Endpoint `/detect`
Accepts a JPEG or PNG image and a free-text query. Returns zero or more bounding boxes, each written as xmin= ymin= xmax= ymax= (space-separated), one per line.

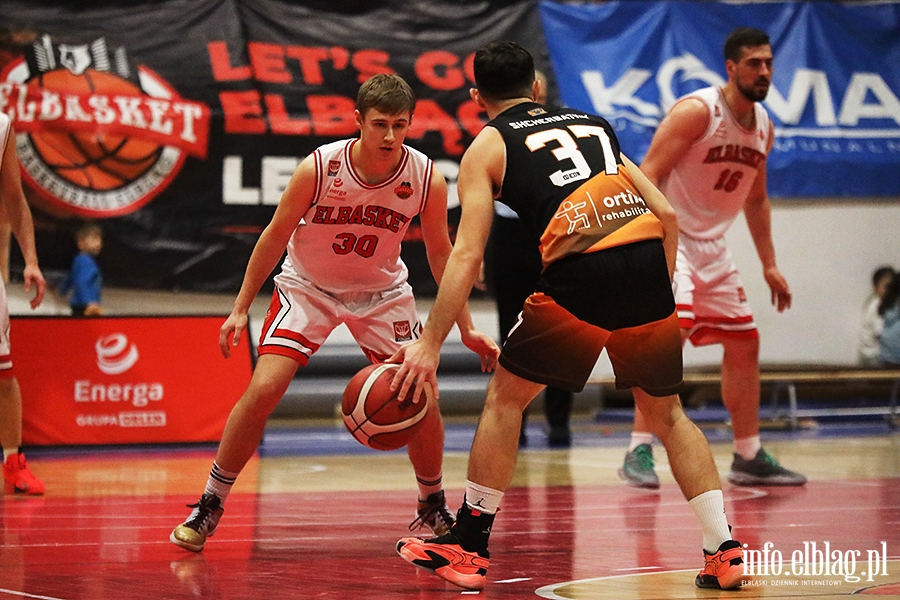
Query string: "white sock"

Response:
xmin=688 ymin=489 xmax=732 ymax=553
xmin=415 ymin=472 xmax=443 ymax=501
xmin=3 ymin=447 xmax=18 ymax=462
xmin=204 ymin=462 xmax=240 ymax=504
xmin=629 ymin=432 xmax=654 ymax=452
xmin=465 ymin=481 xmax=503 ymax=515
xmin=734 ymin=436 xmax=761 ymax=461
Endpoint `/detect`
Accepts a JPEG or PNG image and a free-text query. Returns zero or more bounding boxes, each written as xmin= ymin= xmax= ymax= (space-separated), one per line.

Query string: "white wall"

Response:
xmin=591 ymin=199 xmax=900 ymax=378
xmin=720 ymin=199 xmax=900 ymax=365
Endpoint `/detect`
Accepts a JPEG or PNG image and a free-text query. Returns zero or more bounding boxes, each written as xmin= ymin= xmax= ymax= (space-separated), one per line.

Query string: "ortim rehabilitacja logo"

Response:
xmin=743 ymin=541 xmax=889 ymax=584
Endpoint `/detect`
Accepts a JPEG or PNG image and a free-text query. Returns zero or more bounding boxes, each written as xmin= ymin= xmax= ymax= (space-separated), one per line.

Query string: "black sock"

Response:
xmin=453 ymin=501 xmax=495 ymax=555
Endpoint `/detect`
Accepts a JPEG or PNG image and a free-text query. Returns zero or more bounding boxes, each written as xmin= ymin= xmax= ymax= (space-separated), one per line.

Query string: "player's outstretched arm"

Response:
xmin=220 ymin=154 xmax=318 ymax=357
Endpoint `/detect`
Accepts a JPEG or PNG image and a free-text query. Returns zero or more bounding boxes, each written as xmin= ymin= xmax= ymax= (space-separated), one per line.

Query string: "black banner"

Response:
xmin=0 ymin=0 xmax=553 ymax=294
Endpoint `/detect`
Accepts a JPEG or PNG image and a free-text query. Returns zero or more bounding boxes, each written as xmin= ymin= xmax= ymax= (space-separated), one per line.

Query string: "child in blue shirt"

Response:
xmin=60 ymin=222 xmax=103 ymax=316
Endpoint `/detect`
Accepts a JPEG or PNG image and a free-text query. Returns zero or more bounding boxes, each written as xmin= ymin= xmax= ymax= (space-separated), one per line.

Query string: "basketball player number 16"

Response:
xmin=525 ymin=125 xmax=618 ymax=187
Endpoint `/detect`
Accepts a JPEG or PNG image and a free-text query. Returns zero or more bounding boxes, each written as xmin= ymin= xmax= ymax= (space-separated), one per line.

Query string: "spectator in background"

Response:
xmin=485 ymin=69 xmax=573 ymax=448
xmin=0 ymin=113 xmax=46 ymax=495
xmin=876 ymin=272 xmax=900 ymax=367
xmin=59 ymin=222 xmax=103 ymax=316
xmin=859 ymin=266 xmax=895 ymax=366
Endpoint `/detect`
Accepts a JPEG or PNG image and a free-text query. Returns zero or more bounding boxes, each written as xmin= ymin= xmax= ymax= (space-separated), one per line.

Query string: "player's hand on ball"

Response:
xmin=389 ymin=339 xmax=441 ymax=404
xmin=342 ymin=363 xmax=428 ymax=451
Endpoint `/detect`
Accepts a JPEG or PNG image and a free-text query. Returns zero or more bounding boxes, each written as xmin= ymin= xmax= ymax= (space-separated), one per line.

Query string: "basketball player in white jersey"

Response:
xmin=619 ymin=28 xmax=806 ymax=488
xmin=171 ymin=74 xmax=499 ymax=552
xmin=0 ymin=113 xmax=47 ymax=495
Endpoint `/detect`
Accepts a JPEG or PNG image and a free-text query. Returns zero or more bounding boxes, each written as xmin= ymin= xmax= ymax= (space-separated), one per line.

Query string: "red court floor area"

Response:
xmin=1 ymin=424 xmax=899 ymax=599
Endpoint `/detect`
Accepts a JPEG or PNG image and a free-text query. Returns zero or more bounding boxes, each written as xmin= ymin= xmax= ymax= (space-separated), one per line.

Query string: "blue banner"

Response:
xmin=539 ymin=1 xmax=900 ymax=197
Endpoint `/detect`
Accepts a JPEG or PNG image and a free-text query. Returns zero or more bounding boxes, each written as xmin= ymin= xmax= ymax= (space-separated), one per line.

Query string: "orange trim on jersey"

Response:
xmin=538 ymin=168 xmax=664 ymax=265
xmin=585 ymin=212 xmax=664 ymax=254
xmin=257 ymin=344 xmax=311 ymax=366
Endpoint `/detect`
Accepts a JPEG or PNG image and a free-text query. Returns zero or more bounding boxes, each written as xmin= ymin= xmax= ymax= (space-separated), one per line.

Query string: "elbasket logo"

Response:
xmin=95 ymin=333 xmax=139 ymax=375
xmin=0 ymin=34 xmax=210 ymax=218
xmin=393 ymin=320 xmax=412 ymax=342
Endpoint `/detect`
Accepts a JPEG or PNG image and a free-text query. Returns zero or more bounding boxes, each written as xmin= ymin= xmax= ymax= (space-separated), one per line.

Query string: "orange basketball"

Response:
xmin=341 ymin=363 xmax=428 ymax=451
xmin=26 ymin=69 xmax=161 ymax=190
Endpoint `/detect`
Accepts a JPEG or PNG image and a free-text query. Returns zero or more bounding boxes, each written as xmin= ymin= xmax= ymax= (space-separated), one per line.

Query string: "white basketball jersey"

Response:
xmin=280 ymin=138 xmax=432 ymax=294
xmin=660 ymin=87 xmax=770 ymax=239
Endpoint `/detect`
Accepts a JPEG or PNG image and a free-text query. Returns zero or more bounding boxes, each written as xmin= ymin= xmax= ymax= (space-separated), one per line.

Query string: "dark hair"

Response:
xmin=356 ymin=73 xmax=416 ymax=116
xmin=873 ymin=266 xmax=895 ymax=288
xmin=879 ymin=270 xmax=900 ymax=316
xmin=723 ymin=27 xmax=770 ymax=62
xmin=473 ymin=41 xmax=535 ymax=102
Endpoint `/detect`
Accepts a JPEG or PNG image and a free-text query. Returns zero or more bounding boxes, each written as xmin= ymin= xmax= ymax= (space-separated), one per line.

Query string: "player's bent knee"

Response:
xmin=634 ymin=392 xmax=686 ymax=430
xmin=485 ymin=367 xmax=544 ymax=413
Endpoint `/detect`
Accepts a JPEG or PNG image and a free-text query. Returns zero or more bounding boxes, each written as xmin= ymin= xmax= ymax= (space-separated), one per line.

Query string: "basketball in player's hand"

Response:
xmin=341 ymin=363 xmax=429 ymax=451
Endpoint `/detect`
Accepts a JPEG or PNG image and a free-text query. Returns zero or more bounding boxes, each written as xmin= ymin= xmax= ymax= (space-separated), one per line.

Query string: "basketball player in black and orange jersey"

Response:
xmin=393 ymin=41 xmax=745 ymax=592
xmin=169 ymin=74 xmax=499 ymax=553
xmin=485 ymin=68 xmax=575 ymax=449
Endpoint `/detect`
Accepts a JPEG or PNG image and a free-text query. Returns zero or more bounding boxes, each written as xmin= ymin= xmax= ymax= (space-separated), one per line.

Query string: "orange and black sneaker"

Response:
xmin=696 ymin=539 xmax=746 ymax=590
xmin=3 ymin=452 xmax=45 ymax=496
xmin=397 ymin=533 xmax=490 ymax=591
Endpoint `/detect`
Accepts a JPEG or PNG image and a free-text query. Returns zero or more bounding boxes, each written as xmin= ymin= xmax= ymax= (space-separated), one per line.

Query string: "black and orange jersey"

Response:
xmin=488 ymin=102 xmax=663 ymax=267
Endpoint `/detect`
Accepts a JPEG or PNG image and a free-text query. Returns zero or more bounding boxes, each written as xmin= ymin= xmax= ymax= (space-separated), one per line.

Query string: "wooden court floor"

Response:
xmin=2 ymin=418 xmax=899 ymax=599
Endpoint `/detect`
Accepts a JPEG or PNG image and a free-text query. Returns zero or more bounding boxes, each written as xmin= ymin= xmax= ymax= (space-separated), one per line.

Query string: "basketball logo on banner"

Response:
xmin=0 ymin=34 xmax=211 ymax=218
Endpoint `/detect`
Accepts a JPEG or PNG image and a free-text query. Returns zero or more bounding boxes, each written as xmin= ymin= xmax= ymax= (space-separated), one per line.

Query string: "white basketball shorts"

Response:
xmin=672 ymin=234 xmax=758 ymax=346
xmin=258 ymin=274 xmax=422 ymax=366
